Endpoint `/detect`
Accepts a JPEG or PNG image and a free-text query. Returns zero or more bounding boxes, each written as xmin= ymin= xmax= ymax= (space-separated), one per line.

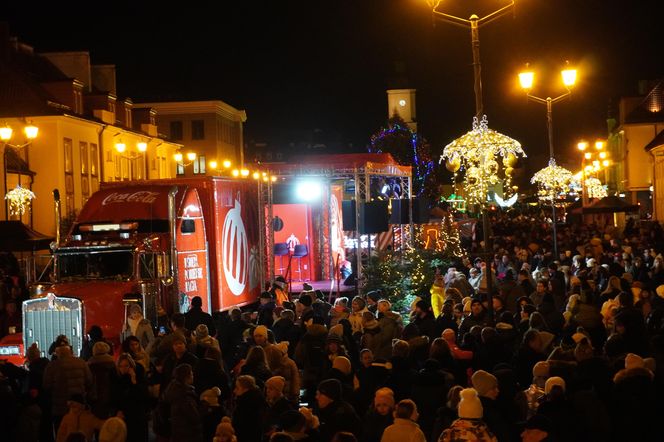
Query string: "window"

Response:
xmin=177 ymin=163 xmax=185 ymax=176
xmin=80 ymin=142 xmax=89 ymax=203
xmin=191 ymin=120 xmax=205 ymax=140
xmin=64 ymin=138 xmax=75 ymax=217
xmin=181 ymin=219 xmax=195 ymax=234
xmin=193 ymin=155 xmax=206 ymax=175
xmin=90 ymin=143 xmax=99 ymax=193
xmin=170 ymin=121 xmax=183 ymax=140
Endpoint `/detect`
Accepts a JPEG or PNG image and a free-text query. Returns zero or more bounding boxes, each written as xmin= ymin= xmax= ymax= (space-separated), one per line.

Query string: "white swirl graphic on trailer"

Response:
xmin=222 ymin=197 xmax=248 ymax=296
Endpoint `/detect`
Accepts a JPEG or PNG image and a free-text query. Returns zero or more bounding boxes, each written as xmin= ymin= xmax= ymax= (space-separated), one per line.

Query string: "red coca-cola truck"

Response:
xmin=0 ymin=177 xmax=263 ymax=364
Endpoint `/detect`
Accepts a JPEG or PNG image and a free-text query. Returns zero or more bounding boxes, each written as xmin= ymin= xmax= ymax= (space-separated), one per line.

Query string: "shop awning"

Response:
xmin=0 ymin=221 xmax=53 ymax=251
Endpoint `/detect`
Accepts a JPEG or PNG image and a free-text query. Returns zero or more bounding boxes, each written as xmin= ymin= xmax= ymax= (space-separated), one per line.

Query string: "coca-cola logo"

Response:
xmin=222 ymin=198 xmax=248 ymax=296
xmin=101 ymin=191 xmax=160 ymax=206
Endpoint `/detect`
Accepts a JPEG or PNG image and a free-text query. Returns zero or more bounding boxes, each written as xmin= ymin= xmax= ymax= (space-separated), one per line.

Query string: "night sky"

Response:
xmin=1 ymin=0 xmax=662 ymax=174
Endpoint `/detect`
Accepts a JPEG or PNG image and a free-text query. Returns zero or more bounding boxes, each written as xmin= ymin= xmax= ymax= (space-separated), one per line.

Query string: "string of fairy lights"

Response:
xmin=5 ymin=185 xmax=35 ymax=216
xmin=441 ymin=115 xmax=526 ymax=207
xmin=531 ymin=158 xmax=574 ymax=202
xmin=369 ymin=121 xmax=433 ymax=197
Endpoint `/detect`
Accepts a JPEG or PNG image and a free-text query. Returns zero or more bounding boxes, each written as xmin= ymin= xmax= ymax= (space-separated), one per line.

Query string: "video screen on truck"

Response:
xmin=58 ymin=251 xmax=133 ymax=281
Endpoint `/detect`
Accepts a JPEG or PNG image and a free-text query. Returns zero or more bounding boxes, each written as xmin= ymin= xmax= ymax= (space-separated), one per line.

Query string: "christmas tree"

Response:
xmin=440 ymin=213 xmax=466 ymax=259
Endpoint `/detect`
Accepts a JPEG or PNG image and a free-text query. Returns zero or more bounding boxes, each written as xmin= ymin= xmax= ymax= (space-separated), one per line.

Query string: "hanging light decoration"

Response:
xmin=585 ymin=177 xmax=608 ymax=199
xmin=5 ymin=185 xmax=36 ymax=216
xmin=531 ymin=158 xmax=574 ymax=202
xmin=440 ymin=115 xmax=526 ymax=206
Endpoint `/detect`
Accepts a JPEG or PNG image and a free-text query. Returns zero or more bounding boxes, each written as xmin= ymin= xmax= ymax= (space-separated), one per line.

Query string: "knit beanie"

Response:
xmin=317 ymin=378 xmax=342 ymax=402
xmin=216 ymin=417 xmax=235 ymax=439
xmin=253 ymin=325 xmax=268 ymax=338
xmin=332 ymin=356 xmax=352 ymax=376
xmin=471 ymin=370 xmax=498 ymax=397
xmin=196 ymin=324 xmax=210 ymax=338
xmin=200 ymin=387 xmax=221 ymax=406
xmin=457 ymin=388 xmax=483 ymax=419
xmin=532 ymin=361 xmax=550 ymax=378
xmin=92 ymin=341 xmax=111 ymax=356
xmin=657 ymin=285 xmax=664 ymax=299
xmin=625 ymin=353 xmax=644 ymax=370
xmin=544 ymin=376 xmax=566 ymax=395
xmin=265 ymin=376 xmax=286 ymax=393
xmin=99 ymin=417 xmax=127 ymax=442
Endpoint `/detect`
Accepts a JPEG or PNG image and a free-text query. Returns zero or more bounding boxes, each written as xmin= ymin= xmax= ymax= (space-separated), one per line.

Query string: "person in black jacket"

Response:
xmin=184 ymin=296 xmax=216 ymax=337
xmin=233 ymin=375 xmax=268 ymax=442
xmin=314 ymin=379 xmax=361 ymax=442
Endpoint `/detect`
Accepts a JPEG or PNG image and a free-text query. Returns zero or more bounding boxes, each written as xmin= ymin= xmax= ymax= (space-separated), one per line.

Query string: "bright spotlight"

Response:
xmin=295 ymin=181 xmax=322 ymax=201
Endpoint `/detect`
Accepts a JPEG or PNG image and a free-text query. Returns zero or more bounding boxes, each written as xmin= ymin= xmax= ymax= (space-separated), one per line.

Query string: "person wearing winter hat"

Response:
xmin=544 ymin=376 xmax=566 ymax=395
xmin=440 ymin=388 xmax=496 ymax=442
xmin=265 ymin=376 xmax=293 ymax=432
xmin=471 ymin=370 xmax=509 ymax=441
xmin=214 ymin=416 xmax=237 ymax=442
xmin=253 ymin=325 xmax=270 ymax=345
xmin=471 ymin=370 xmax=499 ymax=399
xmin=315 ymin=378 xmax=361 ymax=442
xmin=524 ymin=362 xmax=548 ymax=418
xmin=366 ymin=290 xmax=382 ymax=313
xmin=531 ymin=361 xmax=549 ymax=387
xmin=380 ymin=399 xmax=427 ymax=442
xmin=271 ymin=276 xmax=290 ymax=306
xmin=316 ymin=378 xmax=342 ymax=403
xmin=200 ymin=387 xmax=222 ymax=407
xmin=99 ymin=417 xmax=127 ymax=442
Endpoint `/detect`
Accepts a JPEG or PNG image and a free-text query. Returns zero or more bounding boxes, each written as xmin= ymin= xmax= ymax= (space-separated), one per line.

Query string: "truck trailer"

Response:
xmin=0 ymin=176 xmax=263 ymax=363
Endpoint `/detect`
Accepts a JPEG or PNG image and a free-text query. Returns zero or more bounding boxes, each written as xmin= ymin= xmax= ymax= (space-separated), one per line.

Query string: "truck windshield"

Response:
xmin=57 ymin=251 xmax=133 ymax=281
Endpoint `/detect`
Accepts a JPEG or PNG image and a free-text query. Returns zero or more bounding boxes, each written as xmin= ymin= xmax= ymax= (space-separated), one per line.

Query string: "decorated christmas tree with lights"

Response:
xmin=440 ymin=213 xmax=466 ymax=259
xmin=369 ymin=114 xmax=434 ymax=198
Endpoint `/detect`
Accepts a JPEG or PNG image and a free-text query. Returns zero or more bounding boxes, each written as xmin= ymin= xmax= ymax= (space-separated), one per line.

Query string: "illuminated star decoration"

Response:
xmin=585 ymin=177 xmax=608 ymax=199
xmin=531 ymin=158 xmax=574 ymax=202
xmin=5 ymin=185 xmax=36 ymax=216
xmin=440 ymin=115 xmax=525 ymax=207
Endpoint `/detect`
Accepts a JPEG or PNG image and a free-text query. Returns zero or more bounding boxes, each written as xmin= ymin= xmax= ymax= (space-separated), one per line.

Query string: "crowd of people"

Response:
xmin=1 ymin=213 xmax=664 ymax=442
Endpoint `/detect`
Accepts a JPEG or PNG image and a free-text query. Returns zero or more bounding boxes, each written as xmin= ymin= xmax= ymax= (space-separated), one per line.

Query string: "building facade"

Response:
xmin=136 ymin=101 xmax=247 ymax=176
xmin=0 ymin=26 xmax=180 ymax=236
xmin=612 ymin=79 xmax=664 ymax=219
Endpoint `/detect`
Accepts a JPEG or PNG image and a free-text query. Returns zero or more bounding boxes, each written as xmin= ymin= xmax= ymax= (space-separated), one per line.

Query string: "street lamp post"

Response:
xmin=428 ymin=0 xmax=515 ymax=324
xmin=519 ymin=64 xmax=577 ymax=259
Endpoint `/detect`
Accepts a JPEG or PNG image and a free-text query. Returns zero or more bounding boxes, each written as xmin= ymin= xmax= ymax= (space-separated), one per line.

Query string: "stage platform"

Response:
xmin=288 ymin=279 xmax=356 ymax=299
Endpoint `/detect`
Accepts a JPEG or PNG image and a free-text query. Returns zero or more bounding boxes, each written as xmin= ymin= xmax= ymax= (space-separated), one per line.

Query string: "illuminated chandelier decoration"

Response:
xmin=5 ymin=185 xmax=36 ymax=216
xmin=585 ymin=177 xmax=608 ymax=199
xmin=531 ymin=158 xmax=573 ymax=202
xmin=440 ymin=115 xmax=525 ymax=206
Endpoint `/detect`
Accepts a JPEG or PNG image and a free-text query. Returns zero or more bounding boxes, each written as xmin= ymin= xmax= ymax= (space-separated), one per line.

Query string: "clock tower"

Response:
xmin=387 ymin=89 xmax=417 ymax=132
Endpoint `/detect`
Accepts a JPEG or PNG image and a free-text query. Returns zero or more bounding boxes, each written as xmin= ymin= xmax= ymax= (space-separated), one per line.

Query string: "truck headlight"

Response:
xmin=0 ymin=346 xmax=20 ymax=356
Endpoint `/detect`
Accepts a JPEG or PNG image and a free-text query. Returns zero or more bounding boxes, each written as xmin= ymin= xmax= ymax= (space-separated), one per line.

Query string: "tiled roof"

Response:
xmin=624 ymin=80 xmax=664 ymax=124
xmin=0 ymin=45 xmax=70 ymax=117
xmin=644 ymin=129 xmax=664 ymax=152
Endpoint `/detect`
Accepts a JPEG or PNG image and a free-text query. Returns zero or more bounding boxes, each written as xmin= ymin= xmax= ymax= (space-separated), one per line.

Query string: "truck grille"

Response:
xmin=23 ymin=296 xmax=83 ymax=357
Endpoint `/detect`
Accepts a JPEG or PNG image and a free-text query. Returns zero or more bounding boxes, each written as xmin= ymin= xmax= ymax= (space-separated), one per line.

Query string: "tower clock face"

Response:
xmin=399 ymin=99 xmax=406 ymax=107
